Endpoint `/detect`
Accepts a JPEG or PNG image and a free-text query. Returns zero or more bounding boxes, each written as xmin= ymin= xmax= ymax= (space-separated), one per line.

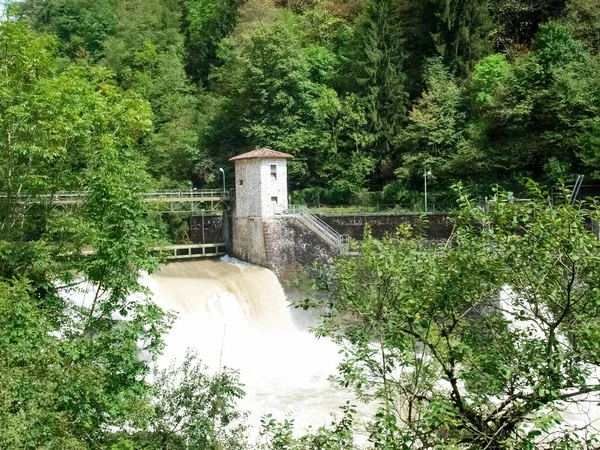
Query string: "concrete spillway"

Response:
xmin=145 ymin=258 xmax=356 ymax=435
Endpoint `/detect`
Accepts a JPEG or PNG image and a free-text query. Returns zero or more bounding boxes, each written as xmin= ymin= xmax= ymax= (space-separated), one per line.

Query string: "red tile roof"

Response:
xmin=228 ymin=148 xmax=293 ymax=161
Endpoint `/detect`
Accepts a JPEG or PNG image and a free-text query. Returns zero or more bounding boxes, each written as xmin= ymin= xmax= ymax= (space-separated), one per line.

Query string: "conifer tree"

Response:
xmin=423 ymin=0 xmax=493 ymax=76
xmin=350 ymin=0 xmax=409 ymax=182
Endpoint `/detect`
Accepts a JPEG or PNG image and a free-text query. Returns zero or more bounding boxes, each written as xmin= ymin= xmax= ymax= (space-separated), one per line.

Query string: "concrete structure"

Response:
xmin=229 ymin=148 xmax=293 ymax=265
xmin=227 ymin=147 xmax=454 ymax=277
xmin=229 ymin=148 xmax=292 ymax=217
xmin=319 ymin=213 xmax=452 ymax=241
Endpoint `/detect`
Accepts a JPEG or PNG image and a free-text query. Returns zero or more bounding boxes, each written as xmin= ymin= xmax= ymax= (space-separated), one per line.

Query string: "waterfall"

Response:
xmin=145 ymin=257 xmax=357 ymax=434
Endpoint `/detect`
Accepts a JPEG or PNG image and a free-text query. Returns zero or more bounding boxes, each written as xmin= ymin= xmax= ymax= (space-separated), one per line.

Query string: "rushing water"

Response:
xmin=66 ymin=259 xmax=600 ymax=443
xmin=145 ymin=257 xmax=362 ymax=436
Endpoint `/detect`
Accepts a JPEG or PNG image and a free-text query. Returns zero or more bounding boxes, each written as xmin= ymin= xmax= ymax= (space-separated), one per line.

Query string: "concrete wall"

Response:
xmin=319 ymin=213 xmax=452 ymax=241
xmin=262 ymin=217 xmax=336 ymax=280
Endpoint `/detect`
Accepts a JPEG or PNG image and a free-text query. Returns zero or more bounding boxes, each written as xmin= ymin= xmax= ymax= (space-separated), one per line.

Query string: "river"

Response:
xmin=145 ymin=257 xmax=363 ymax=437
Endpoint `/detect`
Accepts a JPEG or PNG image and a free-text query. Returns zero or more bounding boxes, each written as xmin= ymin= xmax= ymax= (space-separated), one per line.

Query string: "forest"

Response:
xmin=5 ymin=0 xmax=600 ymax=204
xmin=3 ymin=0 xmax=600 ymax=448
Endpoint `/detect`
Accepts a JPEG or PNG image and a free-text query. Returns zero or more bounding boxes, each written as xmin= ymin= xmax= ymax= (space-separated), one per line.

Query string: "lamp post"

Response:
xmin=218 ymin=167 xmax=225 ymax=193
xmin=424 ymin=165 xmax=432 ymax=212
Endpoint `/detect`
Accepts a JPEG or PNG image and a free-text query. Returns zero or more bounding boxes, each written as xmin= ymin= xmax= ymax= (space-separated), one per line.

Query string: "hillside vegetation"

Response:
xmin=3 ymin=1 xmax=600 ymax=449
xmin=7 ymin=0 xmax=600 ymax=204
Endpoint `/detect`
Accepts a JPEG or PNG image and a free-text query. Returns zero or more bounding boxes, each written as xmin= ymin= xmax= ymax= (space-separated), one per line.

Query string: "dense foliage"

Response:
xmin=0 ymin=21 xmax=164 ymax=447
xmin=298 ymin=184 xmax=600 ymax=449
xmin=7 ymin=0 xmax=600 ymax=203
xmin=4 ymin=0 xmax=600 ymax=448
xmin=0 ymin=20 xmax=247 ymax=448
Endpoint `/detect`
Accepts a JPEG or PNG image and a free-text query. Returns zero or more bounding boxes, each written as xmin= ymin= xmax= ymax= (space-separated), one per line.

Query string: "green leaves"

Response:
xmin=118 ymin=351 xmax=249 ymax=450
xmin=305 ymin=182 xmax=600 ymax=448
xmin=349 ymin=0 xmax=408 ymax=174
xmin=472 ymin=54 xmax=510 ymax=105
xmin=0 ymin=22 xmax=170 ymax=448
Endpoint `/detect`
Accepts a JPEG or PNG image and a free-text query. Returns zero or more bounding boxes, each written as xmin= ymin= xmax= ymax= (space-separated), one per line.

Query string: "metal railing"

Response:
xmin=0 ymin=192 xmax=86 ymax=204
xmin=284 ymin=205 xmax=349 ymax=253
xmin=1 ymin=189 xmax=230 ymax=204
xmin=145 ymin=190 xmax=230 ymax=201
xmin=164 ymin=243 xmax=228 ymax=259
xmin=304 ymin=203 xmax=455 ymax=215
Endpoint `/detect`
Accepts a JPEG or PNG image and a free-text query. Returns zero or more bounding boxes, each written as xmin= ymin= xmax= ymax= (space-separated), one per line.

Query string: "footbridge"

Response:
xmin=81 ymin=242 xmax=228 ymax=260
xmin=164 ymin=243 xmax=228 ymax=259
xmin=4 ymin=189 xmax=231 ymax=213
xmin=7 ymin=189 xmax=232 ymax=260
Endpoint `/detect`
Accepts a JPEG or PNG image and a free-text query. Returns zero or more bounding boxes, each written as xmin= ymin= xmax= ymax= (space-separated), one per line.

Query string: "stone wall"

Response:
xmin=262 ymin=217 xmax=336 ymax=279
xmin=229 ymin=213 xmax=453 ymax=280
xmin=258 ymin=158 xmax=289 ymax=216
xmin=231 ymin=216 xmax=267 ymax=266
xmin=233 ymin=159 xmax=261 ymax=217
xmin=234 ymin=158 xmax=289 ymax=218
xmin=319 ymin=213 xmax=453 ymax=241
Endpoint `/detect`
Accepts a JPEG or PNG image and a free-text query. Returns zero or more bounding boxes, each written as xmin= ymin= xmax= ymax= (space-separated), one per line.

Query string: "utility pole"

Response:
xmin=219 ymin=167 xmax=226 ymax=193
xmin=424 ymin=165 xmax=432 ymax=212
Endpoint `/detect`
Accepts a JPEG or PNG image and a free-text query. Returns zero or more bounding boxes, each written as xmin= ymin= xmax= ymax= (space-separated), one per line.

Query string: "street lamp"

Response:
xmin=218 ymin=167 xmax=226 ymax=193
xmin=424 ymin=166 xmax=432 ymax=212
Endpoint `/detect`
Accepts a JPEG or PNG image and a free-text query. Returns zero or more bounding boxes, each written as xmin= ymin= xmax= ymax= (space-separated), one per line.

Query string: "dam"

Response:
xmin=145 ymin=258 xmax=366 ymax=434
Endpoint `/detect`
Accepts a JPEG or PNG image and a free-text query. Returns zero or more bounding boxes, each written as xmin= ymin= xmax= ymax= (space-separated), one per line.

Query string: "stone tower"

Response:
xmin=229 ymin=148 xmax=293 ymax=265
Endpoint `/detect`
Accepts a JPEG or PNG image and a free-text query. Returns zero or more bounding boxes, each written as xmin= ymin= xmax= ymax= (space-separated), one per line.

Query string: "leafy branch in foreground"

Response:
xmin=303 ymin=182 xmax=600 ymax=449
xmin=111 ymin=351 xmax=249 ymax=450
xmin=257 ymin=401 xmax=358 ymax=450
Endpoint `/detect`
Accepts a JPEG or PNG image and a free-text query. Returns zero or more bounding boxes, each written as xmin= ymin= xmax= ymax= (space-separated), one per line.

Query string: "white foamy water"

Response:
xmin=499 ymin=287 xmax=600 ymax=438
xmin=145 ymin=258 xmax=363 ymax=435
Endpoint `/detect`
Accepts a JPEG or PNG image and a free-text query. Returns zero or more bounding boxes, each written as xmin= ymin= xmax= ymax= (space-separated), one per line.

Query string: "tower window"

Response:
xmin=271 ymin=196 xmax=278 ymax=204
xmin=239 ymin=179 xmax=244 ymax=186
xmin=270 ymin=164 xmax=277 ymax=180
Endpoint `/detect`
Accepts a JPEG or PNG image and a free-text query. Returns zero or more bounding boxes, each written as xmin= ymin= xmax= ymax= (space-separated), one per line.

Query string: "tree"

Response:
xmin=566 ymin=0 xmax=600 ymax=54
xmin=15 ymin=0 xmax=117 ymax=58
xmin=423 ymin=0 xmax=493 ymax=76
xmin=348 ymin=0 xmax=409 ymax=181
xmin=303 ymin=182 xmax=600 ymax=448
xmin=181 ymin=0 xmax=245 ymax=84
xmin=488 ymin=0 xmax=568 ymax=52
xmin=0 ymin=22 xmax=172 ymax=447
xmin=101 ymin=0 xmax=207 ymax=186
xmin=115 ymin=352 xmax=249 ymax=450
xmin=400 ymin=58 xmax=473 ymax=187
xmin=209 ymin=14 xmax=347 ymax=189
xmin=480 ymin=22 xmax=600 ymax=180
